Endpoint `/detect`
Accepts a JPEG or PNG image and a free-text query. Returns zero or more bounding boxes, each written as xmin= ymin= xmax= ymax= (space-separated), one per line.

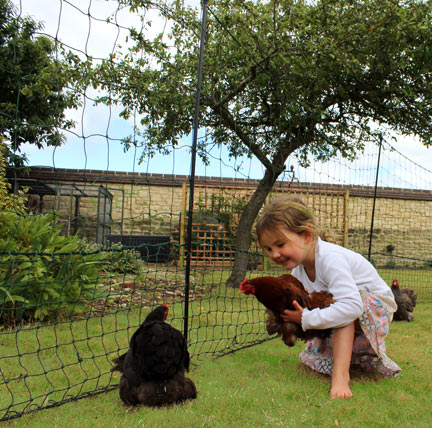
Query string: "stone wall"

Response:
xmin=12 ymin=167 xmax=432 ymax=268
xmin=348 ymin=196 xmax=432 ymax=267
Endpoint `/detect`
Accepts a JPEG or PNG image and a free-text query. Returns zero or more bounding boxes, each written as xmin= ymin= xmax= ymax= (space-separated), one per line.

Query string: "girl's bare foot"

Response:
xmin=330 ymin=374 xmax=352 ymax=399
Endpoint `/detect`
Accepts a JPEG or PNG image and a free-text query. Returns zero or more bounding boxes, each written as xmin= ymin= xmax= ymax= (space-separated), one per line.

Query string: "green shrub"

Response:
xmin=0 ymin=139 xmax=28 ymax=214
xmin=105 ymin=242 xmax=145 ymax=273
xmin=0 ymin=212 xmax=104 ymax=325
xmin=385 ymin=244 xmax=395 ymax=254
xmin=78 ymin=238 xmax=145 ymax=274
xmin=385 ymin=259 xmax=396 ymax=269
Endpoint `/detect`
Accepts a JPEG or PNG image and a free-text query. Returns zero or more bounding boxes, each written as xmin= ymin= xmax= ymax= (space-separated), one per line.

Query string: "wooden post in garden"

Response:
xmin=343 ymin=190 xmax=349 ymax=248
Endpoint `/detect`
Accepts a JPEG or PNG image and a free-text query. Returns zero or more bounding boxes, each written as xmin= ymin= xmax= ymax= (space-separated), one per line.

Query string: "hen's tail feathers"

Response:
xmin=308 ymin=290 xmax=335 ymax=309
xmin=401 ymin=288 xmax=417 ymax=307
xmin=279 ymin=322 xmax=300 ymax=347
xmin=117 ymin=372 xmax=197 ymax=407
xmin=182 ymin=377 xmax=198 ymax=401
xmin=265 ymin=309 xmax=298 ymax=347
xmin=265 ymin=309 xmax=281 ymax=335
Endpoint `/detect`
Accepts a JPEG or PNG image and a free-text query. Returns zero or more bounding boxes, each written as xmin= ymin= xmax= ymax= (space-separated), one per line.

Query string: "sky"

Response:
xmin=11 ymin=0 xmax=432 ymax=190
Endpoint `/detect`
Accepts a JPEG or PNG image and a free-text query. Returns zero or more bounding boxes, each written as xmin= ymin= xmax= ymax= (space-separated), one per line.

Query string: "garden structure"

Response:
xmin=2 ymin=0 xmax=432 ymax=422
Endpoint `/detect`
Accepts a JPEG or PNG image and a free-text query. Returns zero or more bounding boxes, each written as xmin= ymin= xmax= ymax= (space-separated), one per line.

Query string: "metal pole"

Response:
xmin=184 ymin=0 xmax=208 ymax=342
xmin=368 ymin=136 xmax=383 ymax=261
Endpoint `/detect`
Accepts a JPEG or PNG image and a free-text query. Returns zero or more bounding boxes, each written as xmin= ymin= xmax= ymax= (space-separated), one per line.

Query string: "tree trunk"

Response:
xmin=226 ymin=167 xmax=282 ymax=287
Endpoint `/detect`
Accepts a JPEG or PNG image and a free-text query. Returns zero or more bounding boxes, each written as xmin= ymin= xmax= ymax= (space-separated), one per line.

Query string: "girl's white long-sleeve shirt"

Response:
xmin=291 ymin=238 xmax=396 ymax=331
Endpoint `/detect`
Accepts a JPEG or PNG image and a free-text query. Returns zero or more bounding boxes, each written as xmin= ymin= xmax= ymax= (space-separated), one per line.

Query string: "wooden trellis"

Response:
xmin=274 ymin=187 xmax=349 ymax=247
xmin=179 ymin=182 xmax=349 ymax=267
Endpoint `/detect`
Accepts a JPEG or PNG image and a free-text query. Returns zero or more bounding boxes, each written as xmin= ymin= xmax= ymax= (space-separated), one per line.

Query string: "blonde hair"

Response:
xmin=256 ymin=196 xmax=335 ymax=245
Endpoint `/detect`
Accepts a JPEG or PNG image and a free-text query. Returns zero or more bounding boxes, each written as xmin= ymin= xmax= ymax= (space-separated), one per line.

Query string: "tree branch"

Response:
xmin=204 ymin=97 xmax=274 ymax=170
xmin=208 ymin=51 xmax=277 ymax=111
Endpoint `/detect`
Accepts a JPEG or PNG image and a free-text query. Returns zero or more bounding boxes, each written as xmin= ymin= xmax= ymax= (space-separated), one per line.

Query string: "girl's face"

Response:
xmin=259 ymin=226 xmax=314 ymax=271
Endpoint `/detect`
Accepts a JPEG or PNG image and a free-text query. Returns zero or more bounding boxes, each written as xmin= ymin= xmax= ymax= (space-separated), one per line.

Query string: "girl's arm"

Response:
xmin=301 ymin=253 xmax=363 ymax=330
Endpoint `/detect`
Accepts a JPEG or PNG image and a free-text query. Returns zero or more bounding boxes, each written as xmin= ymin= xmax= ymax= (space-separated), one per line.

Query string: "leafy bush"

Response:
xmin=385 ymin=244 xmax=395 ymax=254
xmin=106 ymin=243 xmax=145 ymax=273
xmin=78 ymin=238 xmax=145 ymax=274
xmin=0 ymin=139 xmax=28 ymax=213
xmin=0 ymin=212 xmax=104 ymax=325
xmin=385 ymin=259 xmax=397 ymax=269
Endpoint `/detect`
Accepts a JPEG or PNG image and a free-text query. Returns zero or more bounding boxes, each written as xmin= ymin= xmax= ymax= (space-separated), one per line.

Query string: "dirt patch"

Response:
xmin=87 ymin=273 xmax=213 ymax=316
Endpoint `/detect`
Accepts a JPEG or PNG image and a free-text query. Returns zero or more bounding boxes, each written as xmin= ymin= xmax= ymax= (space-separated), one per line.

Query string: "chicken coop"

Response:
xmin=9 ymin=177 xmax=113 ymax=244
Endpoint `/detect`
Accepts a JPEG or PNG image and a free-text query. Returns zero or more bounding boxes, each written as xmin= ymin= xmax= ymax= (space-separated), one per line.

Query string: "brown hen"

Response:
xmin=391 ymin=279 xmax=417 ymax=322
xmin=239 ymin=274 xmax=334 ymax=346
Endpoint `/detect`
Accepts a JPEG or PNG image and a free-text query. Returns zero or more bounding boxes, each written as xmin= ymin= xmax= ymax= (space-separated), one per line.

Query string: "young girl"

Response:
xmin=256 ymin=197 xmax=401 ymax=399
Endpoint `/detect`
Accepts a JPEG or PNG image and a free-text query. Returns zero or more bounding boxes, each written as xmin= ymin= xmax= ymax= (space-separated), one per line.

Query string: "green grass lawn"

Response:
xmin=2 ymin=303 xmax=431 ymax=428
xmin=1 ymin=266 xmax=430 ymax=426
xmin=0 ymin=283 xmax=269 ymax=421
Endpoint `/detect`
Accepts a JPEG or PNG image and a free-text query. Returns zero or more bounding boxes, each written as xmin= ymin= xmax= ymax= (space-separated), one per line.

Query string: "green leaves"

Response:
xmin=0 ymin=0 xmax=79 ymax=166
xmin=0 ymin=211 xmax=102 ymax=325
xmin=0 ymin=139 xmax=27 ymax=213
xmin=90 ymin=0 xmax=432 ymax=169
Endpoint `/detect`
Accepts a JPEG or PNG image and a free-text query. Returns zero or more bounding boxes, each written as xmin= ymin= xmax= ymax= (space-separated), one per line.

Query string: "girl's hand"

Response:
xmin=281 ymin=300 xmax=303 ymax=324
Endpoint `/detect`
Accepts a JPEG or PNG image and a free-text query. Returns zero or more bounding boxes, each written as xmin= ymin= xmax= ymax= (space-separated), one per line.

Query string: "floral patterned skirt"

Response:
xmin=299 ymin=291 xmax=402 ymax=377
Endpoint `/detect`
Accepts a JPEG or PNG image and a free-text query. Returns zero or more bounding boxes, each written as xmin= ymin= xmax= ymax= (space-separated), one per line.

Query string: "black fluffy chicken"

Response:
xmin=391 ymin=279 xmax=417 ymax=322
xmin=111 ymin=304 xmax=197 ymax=406
xmin=239 ymin=274 xmax=335 ymax=346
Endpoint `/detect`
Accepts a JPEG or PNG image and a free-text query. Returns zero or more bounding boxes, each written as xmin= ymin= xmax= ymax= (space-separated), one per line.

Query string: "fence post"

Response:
xmin=183 ymin=0 xmax=208 ymax=343
xmin=179 ymin=182 xmax=187 ymax=267
xmin=368 ymin=136 xmax=383 ymax=261
xmin=343 ymin=190 xmax=349 ymax=247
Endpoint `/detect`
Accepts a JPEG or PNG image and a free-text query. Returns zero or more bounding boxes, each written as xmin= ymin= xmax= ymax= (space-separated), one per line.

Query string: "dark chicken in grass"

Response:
xmin=391 ymin=279 xmax=417 ymax=322
xmin=239 ymin=274 xmax=335 ymax=346
xmin=111 ymin=304 xmax=197 ymax=406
